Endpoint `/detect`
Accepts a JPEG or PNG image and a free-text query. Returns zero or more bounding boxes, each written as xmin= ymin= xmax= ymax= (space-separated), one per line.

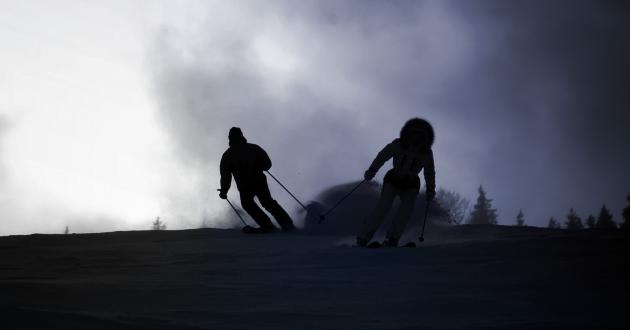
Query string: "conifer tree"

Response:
xmin=595 ymin=204 xmax=616 ymax=229
xmin=547 ymin=217 xmax=559 ymax=229
xmin=565 ymin=208 xmax=583 ymax=230
xmin=468 ymin=186 xmax=498 ymax=225
xmin=621 ymin=194 xmax=630 ymax=230
xmin=585 ymin=215 xmax=596 ymax=229
xmin=152 ymin=216 xmax=167 ymax=230
xmin=515 ymin=209 xmax=525 ymax=226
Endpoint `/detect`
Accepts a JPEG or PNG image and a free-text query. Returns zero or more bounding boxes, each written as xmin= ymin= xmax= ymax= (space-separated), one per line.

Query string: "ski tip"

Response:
xmin=367 ymin=241 xmax=382 ymax=249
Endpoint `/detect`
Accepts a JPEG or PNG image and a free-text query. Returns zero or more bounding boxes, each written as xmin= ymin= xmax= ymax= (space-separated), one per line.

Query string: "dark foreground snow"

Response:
xmin=1 ymin=226 xmax=628 ymax=329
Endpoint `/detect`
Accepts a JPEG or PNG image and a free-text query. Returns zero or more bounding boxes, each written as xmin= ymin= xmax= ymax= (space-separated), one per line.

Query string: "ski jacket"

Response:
xmin=368 ymin=138 xmax=435 ymax=191
xmin=220 ymin=143 xmax=272 ymax=192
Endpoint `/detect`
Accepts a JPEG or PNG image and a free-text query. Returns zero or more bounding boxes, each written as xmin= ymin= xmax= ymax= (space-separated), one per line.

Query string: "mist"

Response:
xmin=149 ymin=1 xmax=485 ymax=229
xmin=1 ymin=0 xmax=628 ymax=235
xmin=151 ymin=0 xmax=630 ymax=228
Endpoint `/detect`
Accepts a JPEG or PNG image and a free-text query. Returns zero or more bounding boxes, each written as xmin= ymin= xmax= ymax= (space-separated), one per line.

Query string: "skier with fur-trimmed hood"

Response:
xmin=357 ymin=118 xmax=436 ymax=247
xmin=219 ymin=127 xmax=296 ymax=233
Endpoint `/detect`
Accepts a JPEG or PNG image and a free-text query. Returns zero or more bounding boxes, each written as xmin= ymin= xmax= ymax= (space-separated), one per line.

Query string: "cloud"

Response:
xmin=0 ymin=115 xmax=8 ymax=183
xmin=149 ymin=1 xmax=476 ymax=223
xmin=3 ymin=1 xmax=624 ymax=234
xmin=149 ymin=0 xmax=629 ymax=227
xmin=435 ymin=0 xmax=630 ymax=222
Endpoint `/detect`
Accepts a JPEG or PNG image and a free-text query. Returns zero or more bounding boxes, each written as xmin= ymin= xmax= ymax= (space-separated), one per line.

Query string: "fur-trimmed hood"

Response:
xmin=400 ymin=118 xmax=434 ymax=150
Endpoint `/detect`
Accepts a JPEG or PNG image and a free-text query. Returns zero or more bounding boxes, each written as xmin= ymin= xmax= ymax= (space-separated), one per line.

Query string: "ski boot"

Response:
xmin=382 ymin=237 xmax=399 ymax=248
xmin=356 ymin=237 xmax=368 ymax=247
xmin=280 ymin=223 xmax=297 ymax=233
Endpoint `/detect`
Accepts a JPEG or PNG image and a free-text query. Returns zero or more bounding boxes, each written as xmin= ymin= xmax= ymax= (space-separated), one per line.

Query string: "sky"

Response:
xmin=1 ymin=0 xmax=628 ymax=235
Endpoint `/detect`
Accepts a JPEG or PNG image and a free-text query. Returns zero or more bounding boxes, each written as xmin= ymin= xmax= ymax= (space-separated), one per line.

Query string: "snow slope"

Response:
xmin=1 ymin=226 xmax=628 ymax=329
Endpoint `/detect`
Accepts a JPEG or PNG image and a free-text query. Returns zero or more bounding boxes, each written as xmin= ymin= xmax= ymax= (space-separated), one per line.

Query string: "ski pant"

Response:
xmin=239 ymin=179 xmax=294 ymax=230
xmin=358 ymin=183 xmax=418 ymax=242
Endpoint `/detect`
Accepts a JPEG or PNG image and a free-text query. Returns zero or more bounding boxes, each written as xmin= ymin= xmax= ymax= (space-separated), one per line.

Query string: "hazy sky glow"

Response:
xmin=1 ymin=0 xmax=628 ymax=235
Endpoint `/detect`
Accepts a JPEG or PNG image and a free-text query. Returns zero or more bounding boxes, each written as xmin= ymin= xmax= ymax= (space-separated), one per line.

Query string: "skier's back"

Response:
xmin=219 ymin=127 xmax=295 ymax=233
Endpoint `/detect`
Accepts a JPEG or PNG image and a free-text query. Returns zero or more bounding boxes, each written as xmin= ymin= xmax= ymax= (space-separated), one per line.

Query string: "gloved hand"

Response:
xmin=426 ymin=190 xmax=436 ymax=202
xmin=219 ymin=190 xmax=228 ymax=200
xmin=364 ymin=169 xmax=377 ymax=181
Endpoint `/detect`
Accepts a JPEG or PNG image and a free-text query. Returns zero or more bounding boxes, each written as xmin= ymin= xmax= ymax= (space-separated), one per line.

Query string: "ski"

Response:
xmin=351 ymin=241 xmax=416 ymax=248
xmin=242 ymin=226 xmax=275 ymax=234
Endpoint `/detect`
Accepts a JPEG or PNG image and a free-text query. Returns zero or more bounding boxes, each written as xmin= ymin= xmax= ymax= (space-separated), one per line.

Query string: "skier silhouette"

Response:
xmin=219 ymin=127 xmax=296 ymax=233
xmin=357 ymin=118 xmax=436 ymax=247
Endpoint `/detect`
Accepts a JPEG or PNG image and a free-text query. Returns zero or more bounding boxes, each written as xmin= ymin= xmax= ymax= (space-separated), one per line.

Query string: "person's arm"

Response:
xmin=364 ymin=142 xmax=396 ymax=180
xmin=219 ymin=151 xmax=232 ymax=198
xmin=256 ymin=145 xmax=272 ymax=171
xmin=423 ymin=149 xmax=436 ymax=200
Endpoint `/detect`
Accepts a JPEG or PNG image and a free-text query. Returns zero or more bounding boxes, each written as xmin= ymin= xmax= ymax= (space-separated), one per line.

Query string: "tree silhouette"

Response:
xmin=595 ymin=204 xmax=616 ymax=229
xmin=621 ymin=194 xmax=630 ymax=230
xmin=152 ymin=216 xmax=167 ymax=230
xmin=436 ymin=189 xmax=470 ymax=225
xmin=468 ymin=186 xmax=498 ymax=225
xmin=64 ymin=226 xmax=69 ymax=235
xmin=515 ymin=210 xmax=525 ymax=226
xmin=565 ymin=208 xmax=583 ymax=230
xmin=547 ymin=217 xmax=560 ymax=229
xmin=585 ymin=215 xmax=596 ymax=229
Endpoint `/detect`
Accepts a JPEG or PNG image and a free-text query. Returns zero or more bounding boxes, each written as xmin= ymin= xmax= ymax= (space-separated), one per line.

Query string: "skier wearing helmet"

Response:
xmin=357 ymin=118 xmax=436 ymax=247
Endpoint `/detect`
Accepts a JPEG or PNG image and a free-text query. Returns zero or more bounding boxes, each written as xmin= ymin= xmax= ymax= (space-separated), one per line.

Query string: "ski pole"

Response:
xmin=318 ymin=180 xmax=365 ymax=223
xmin=217 ymin=189 xmax=248 ymax=226
xmin=265 ymin=171 xmax=310 ymax=213
xmin=418 ymin=200 xmax=431 ymax=242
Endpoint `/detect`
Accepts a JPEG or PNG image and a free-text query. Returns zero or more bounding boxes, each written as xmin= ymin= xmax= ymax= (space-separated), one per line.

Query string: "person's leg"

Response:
xmin=386 ymin=188 xmax=419 ymax=243
xmin=357 ymin=183 xmax=397 ymax=244
xmin=239 ymin=190 xmax=275 ymax=230
xmin=256 ymin=179 xmax=296 ymax=231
